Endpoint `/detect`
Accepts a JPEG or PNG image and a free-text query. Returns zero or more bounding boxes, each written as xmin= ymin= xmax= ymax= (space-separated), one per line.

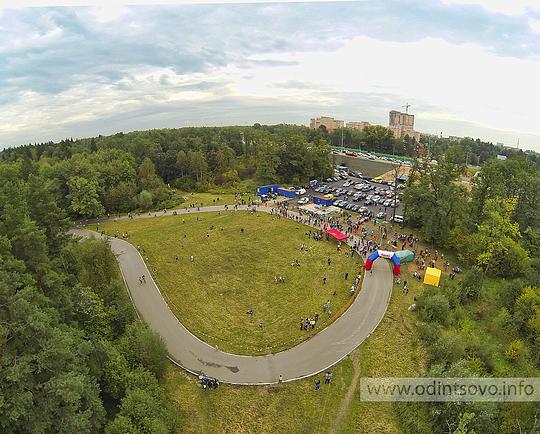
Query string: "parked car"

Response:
xmin=298 ymin=197 xmax=309 ymax=205
xmin=376 ymin=211 xmax=387 ymax=218
xmin=296 ymin=188 xmax=306 ymax=195
xmin=392 ymin=215 xmax=404 ymax=223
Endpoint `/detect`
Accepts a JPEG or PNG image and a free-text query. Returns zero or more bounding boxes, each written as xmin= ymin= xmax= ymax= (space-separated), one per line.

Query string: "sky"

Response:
xmin=1 ymin=0 xmax=540 ymax=151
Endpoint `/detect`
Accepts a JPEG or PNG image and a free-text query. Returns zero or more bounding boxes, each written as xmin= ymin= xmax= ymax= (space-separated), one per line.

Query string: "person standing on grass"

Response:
xmin=315 ymin=379 xmax=321 ymax=390
xmin=323 ymin=277 xmax=327 ymax=285
xmin=345 ymin=272 xmax=349 ymax=280
xmin=325 ymin=371 xmax=332 ymax=384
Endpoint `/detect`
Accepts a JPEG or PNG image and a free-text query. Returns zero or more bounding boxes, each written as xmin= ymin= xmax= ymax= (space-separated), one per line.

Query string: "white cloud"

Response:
xmin=88 ymin=5 xmax=128 ymax=23
xmin=441 ymin=0 xmax=540 ymax=16
xmin=529 ymin=18 xmax=540 ymax=33
xmin=215 ymin=36 xmax=540 ymax=143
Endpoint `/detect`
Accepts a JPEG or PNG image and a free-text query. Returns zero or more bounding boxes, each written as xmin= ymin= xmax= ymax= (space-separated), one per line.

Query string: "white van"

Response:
xmin=392 ymin=215 xmax=404 ymax=223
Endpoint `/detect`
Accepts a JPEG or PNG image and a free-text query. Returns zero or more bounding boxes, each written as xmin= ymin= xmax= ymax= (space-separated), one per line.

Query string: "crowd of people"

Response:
xmin=198 ymin=374 xmax=219 ymax=389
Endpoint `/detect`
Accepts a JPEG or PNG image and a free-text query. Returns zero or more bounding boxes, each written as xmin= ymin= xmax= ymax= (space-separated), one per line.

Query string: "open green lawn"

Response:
xmin=163 ymin=257 xmax=429 ymax=434
xmin=100 ymin=211 xmax=361 ymax=354
xmin=176 ymin=191 xmax=252 ymax=209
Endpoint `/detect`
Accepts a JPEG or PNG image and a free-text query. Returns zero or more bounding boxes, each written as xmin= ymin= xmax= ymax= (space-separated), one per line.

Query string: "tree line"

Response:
xmin=0 ymin=125 xmax=334 ymax=219
xmin=0 ymin=163 xmax=178 ymax=433
xmin=399 ymin=154 xmax=540 ymax=433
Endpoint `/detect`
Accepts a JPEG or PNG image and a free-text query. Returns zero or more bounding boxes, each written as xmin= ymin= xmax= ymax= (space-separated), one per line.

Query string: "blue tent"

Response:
xmin=257 ymin=184 xmax=279 ymax=195
xmin=277 ymin=188 xmax=297 ymax=198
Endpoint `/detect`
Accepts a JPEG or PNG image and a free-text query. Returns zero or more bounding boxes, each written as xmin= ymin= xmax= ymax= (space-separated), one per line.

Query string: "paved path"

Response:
xmin=71 ymin=205 xmax=393 ymax=385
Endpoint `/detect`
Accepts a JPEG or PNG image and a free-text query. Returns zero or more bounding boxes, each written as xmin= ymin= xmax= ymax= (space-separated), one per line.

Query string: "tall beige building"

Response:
xmin=310 ymin=116 xmax=344 ymax=133
xmin=346 ymin=121 xmax=370 ymax=131
xmin=388 ymin=110 xmax=420 ymax=141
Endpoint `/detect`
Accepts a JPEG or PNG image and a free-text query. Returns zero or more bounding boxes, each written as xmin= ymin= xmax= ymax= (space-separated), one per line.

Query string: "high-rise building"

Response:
xmin=346 ymin=121 xmax=370 ymax=131
xmin=309 ymin=116 xmax=344 ymax=133
xmin=388 ymin=110 xmax=420 ymax=141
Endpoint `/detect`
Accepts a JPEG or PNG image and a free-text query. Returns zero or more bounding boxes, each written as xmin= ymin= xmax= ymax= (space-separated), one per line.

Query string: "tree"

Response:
xmin=118 ymin=322 xmax=168 ymax=380
xmin=105 ymin=181 xmax=137 ymax=213
xmin=137 ymin=158 xmax=161 ymax=191
xmin=471 ymin=199 xmax=530 ymax=277
xmin=187 ymin=150 xmax=208 ymax=182
xmin=255 ymin=142 xmax=279 ymax=182
xmin=137 ymin=190 xmax=153 ymax=211
xmin=175 ymin=150 xmax=189 ymax=178
xmin=362 ymin=125 xmax=395 ymax=154
xmin=67 ymin=177 xmax=104 ymax=218
xmin=403 ymin=160 xmax=468 ymax=244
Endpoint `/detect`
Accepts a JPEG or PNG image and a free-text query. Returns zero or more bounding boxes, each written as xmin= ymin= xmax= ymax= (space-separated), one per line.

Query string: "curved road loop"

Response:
xmin=71 ymin=205 xmax=393 ymax=384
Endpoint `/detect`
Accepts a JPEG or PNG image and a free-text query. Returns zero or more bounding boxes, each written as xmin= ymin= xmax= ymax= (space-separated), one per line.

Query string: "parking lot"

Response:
xmin=293 ymin=168 xmax=405 ymax=222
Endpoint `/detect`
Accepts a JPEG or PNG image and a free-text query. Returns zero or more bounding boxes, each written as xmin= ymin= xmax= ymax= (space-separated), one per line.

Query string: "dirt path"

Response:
xmin=329 ymin=350 xmax=362 ymax=434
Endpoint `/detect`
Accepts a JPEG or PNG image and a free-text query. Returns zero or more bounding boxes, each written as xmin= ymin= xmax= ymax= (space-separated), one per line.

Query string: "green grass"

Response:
xmin=175 ymin=191 xmax=250 ymax=209
xmin=100 ymin=211 xmax=361 ymax=354
xmin=162 ymin=256 xmax=429 ymax=434
xmin=100 ymin=214 xmax=433 ymax=433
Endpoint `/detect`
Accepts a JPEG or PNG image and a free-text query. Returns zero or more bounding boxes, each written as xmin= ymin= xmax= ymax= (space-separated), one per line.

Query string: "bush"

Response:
xmin=457 ymin=267 xmax=483 ymax=303
xmin=137 ymin=190 xmax=153 ymax=211
xmin=172 ymin=177 xmax=196 ymax=191
xmin=417 ymin=289 xmax=450 ymax=325
xmin=118 ymin=322 xmax=168 ymax=380
xmin=429 ymin=332 xmax=466 ymax=365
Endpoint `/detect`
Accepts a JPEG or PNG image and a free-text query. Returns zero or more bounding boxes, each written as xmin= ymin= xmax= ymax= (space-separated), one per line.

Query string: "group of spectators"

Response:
xmin=198 ymin=374 xmax=219 ymax=389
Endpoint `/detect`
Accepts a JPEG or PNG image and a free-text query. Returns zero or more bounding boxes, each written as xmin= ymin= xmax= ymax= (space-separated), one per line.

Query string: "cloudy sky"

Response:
xmin=1 ymin=0 xmax=540 ymax=151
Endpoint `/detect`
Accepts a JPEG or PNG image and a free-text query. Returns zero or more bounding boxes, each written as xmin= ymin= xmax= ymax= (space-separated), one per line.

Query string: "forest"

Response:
xmin=400 ymin=155 xmax=540 ymax=433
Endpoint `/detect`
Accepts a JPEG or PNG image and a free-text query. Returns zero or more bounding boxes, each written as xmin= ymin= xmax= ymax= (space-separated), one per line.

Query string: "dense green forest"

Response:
xmin=0 ymin=162 xmax=178 ymax=432
xmin=2 ymin=124 xmax=538 ymax=222
xmin=0 ymin=125 xmax=335 ymax=219
xmin=401 ymin=155 xmax=540 ymax=433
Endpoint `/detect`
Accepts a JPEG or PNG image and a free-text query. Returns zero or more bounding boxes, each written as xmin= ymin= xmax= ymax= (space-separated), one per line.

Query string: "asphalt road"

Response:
xmin=334 ymin=154 xmax=397 ymax=178
xmin=71 ymin=205 xmax=393 ymax=385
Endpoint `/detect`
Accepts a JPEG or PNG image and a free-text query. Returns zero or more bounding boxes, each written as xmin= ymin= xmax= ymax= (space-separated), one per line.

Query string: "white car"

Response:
xmin=392 ymin=215 xmax=404 ymax=223
xmin=296 ymin=188 xmax=306 ymax=195
xmin=298 ymin=197 xmax=309 ymax=205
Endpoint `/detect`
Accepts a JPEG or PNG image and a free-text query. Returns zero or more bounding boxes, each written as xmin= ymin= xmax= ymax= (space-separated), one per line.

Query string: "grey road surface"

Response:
xmin=71 ymin=206 xmax=393 ymax=384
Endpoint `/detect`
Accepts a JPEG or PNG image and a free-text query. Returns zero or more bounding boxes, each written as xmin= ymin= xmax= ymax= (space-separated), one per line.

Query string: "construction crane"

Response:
xmin=402 ymin=103 xmax=411 ymax=113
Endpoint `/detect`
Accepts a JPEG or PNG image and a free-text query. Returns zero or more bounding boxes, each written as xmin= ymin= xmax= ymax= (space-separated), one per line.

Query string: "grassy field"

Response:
xmin=176 ymin=191 xmax=254 ymax=209
xmin=163 ymin=256 xmax=429 ymax=434
xmin=101 ymin=213 xmax=438 ymax=433
xmin=100 ymin=211 xmax=361 ymax=354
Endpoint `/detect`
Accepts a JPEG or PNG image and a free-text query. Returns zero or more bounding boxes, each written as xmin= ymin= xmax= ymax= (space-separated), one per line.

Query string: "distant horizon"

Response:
xmin=3 ymin=117 xmax=537 ymax=155
xmin=2 ymin=2 xmax=540 ymax=152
